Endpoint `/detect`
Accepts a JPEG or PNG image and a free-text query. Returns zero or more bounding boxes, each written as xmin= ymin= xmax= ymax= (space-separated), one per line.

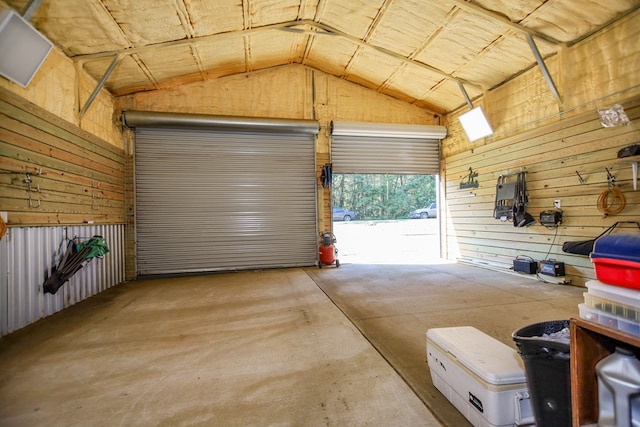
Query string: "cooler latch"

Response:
xmin=514 ymin=391 xmax=535 ymax=426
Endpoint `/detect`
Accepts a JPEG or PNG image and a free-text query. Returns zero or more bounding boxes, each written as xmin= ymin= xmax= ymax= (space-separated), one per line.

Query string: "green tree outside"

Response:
xmin=332 ymin=174 xmax=436 ymax=220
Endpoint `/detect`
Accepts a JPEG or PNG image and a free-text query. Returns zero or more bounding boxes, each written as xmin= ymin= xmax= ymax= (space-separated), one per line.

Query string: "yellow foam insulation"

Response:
xmin=2 ymin=0 xmax=638 ymax=113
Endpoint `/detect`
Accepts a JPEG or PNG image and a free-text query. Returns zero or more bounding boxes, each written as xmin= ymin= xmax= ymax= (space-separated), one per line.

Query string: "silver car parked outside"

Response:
xmin=333 ymin=208 xmax=356 ymax=221
xmin=410 ymin=203 xmax=437 ymax=219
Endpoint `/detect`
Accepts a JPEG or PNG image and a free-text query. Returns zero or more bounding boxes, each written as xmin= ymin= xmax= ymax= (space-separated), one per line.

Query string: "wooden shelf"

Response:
xmin=570 ymin=317 xmax=640 ymax=427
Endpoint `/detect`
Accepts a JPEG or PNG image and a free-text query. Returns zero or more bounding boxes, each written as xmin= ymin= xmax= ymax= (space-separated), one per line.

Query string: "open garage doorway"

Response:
xmin=331 ymin=174 xmax=442 ymax=265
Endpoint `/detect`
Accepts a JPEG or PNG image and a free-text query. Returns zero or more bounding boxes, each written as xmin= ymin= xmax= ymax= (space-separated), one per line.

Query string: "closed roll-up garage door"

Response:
xmin=129 ymin=113 xmax=318 ymax=276
xmin=331 ymin=121 xmax=447 ymax=174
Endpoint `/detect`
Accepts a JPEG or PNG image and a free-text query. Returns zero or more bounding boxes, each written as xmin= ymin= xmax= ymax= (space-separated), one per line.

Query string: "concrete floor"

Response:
xmin=306 ymin=261 xmax=584 ymax=426
xmin=0 ymin=261 xmax=584 ymax=426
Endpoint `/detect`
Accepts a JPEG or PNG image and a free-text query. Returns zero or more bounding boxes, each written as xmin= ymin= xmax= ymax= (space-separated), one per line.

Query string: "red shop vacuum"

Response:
xmin=318 ymin=232 xmax=339 ymax=268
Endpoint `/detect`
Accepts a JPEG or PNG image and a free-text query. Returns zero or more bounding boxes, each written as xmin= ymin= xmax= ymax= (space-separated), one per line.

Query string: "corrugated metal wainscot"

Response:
xmin=0 ymin=225 xmax=125 ymax=337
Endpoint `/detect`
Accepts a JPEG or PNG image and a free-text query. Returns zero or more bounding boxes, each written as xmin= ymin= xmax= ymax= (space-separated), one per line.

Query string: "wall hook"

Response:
xmin=23 ymin=172 xmax=41 ymax=208
xmin=91 ymin=179 xmax=101 ymax=210
xmin=606 ymin=167 xmax=616 ymax=187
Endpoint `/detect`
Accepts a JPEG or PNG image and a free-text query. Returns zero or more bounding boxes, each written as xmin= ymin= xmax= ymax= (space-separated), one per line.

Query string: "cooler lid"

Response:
xmin=427 ymin=326 xmax=526 ymax=385
xmin=591 ymin=233 xmax=640 ymax=263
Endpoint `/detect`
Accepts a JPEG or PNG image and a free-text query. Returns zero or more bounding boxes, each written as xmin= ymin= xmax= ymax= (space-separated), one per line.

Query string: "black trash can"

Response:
xmin=512 ymin=320 xmax=572 ymax=427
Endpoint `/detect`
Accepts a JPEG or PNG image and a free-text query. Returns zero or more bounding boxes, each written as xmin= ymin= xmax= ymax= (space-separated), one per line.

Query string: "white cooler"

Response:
xmin=426 ymin=326 xmax=535 ymax=427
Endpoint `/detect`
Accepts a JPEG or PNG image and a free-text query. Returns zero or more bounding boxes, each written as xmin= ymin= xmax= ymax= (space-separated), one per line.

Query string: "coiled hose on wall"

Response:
xmin=597 ymin=188 xmax=626 ymax=216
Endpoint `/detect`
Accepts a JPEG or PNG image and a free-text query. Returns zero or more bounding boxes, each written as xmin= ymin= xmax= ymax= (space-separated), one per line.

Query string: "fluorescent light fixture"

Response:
xmin=0 ymin=8 xmax=53 ymax=87
xmin=458 ymin=106 xmax=494 ymax=142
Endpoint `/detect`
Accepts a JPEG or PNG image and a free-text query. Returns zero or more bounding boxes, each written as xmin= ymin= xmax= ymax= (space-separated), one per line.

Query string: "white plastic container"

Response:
xmin=579 ymin=303 xmax=640 ymax=337
xmin=586 ymin=280 xmax=640 ymax=309
xmin=596 ymin=347 xmax=640 ymax=427
xmin=584 ymin=292 xmax=640 ymax=321
xmin=426 ymin=326 xmax=535 ymax=427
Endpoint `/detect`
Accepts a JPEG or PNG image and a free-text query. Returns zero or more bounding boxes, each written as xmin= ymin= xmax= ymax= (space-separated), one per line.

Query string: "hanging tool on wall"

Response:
xmin=43 ymin=235 xmax=110 ymax=294
xmin=320 ymin=163 xmax=332 ymax=188
xmin=23 ymin=170 xmax=42 ymax=208
xmin=513 ymin=171 xmax=534 ymax=227
xmin=493 ymin=174 xmax=516 ymax=221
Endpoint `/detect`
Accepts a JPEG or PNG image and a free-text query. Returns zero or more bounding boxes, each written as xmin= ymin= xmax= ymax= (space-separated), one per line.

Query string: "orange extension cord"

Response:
xmin=597 ymin=188 xmax=626 ymax=216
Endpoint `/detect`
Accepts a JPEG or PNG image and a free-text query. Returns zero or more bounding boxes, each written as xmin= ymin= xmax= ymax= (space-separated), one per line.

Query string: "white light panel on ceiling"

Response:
xmin=458 ymin=106 xmax=494 ymax=142
xmin=0 ymin=8 xmax=53 ymax=88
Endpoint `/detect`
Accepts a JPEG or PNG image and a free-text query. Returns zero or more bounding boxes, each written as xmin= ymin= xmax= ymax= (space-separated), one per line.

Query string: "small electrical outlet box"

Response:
xmin=554 ymin=200 xmax=561 ymax=209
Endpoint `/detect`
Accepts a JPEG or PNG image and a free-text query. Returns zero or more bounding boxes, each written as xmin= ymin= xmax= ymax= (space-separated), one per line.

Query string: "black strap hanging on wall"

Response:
xmin=513 ymin=172 xmax=534 ymax=227
xmin=320 ymin=163 xmax=332 ymax=188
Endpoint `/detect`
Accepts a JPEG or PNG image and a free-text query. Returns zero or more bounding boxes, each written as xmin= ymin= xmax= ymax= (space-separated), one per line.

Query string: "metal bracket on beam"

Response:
xmin=526 ymin=34 xmax=563 ymax=109
xmin=79 ymin=54 xmax=122 ymax=118
xmin=281 ymin=21 xmax=482 ymax=92
xmin=458 ymin=82 xmax=474 ymax=109
xmin=21 ymin=0 xmax=43 ymax=20
xmin=451 ymin=0 xmax=563 ymax=47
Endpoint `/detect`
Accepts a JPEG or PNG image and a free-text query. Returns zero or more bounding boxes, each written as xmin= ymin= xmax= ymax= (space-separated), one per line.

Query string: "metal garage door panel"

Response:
xmin=135 ymin=128 xmax=317 ymax=275
xmin=331 ymin=135 xmax=440 ymax=174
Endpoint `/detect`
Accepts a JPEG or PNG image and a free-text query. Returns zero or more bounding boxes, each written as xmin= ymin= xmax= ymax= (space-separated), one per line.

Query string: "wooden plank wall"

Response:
xmin=123 ymin=132 xmax=136 ymax=279
xmin=0 ymin=87 xmax=125 ymax=226
xmin=444 ymin=97 xmax=640 ymax=286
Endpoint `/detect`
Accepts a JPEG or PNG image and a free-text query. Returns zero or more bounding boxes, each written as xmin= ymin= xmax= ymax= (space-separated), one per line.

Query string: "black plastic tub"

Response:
xmin=512 ymin=320 xmax=572 ymax=427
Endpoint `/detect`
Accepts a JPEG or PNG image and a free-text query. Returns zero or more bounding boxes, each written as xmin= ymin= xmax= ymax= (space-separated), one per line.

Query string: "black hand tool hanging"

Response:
xmin=513 ymin=172 xmax=534 ymax=227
